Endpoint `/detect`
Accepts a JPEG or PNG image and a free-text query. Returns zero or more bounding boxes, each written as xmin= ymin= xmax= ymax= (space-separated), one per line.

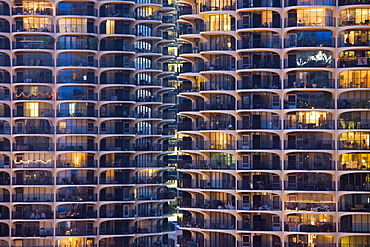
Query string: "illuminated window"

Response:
xmin=25 ymin=102 xmax=39 ymax=117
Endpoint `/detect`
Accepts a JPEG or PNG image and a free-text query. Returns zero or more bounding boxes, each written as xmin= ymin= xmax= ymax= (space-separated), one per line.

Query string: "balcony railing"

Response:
xmin=237 ymin=220 xmax=281 ymax=231
xmin=200 ymin=22 xmax=236 ymax=32
xmin=100 ymin=193 xmax=133 ymax=201
xmin=284 ymin=37 xmax=335 ymax=48
xmin=12 ymin=125 xmax=54 ymax=134
xmin=284 ymin=140 xmax=334 ymax=150
xmin=338 ymin=99 xmax=370 ymax=109
xmin=284 ymin=99 xmax=334 ymax=109
xmin=237 ymin=160 xmax=281 ymax=170
xmin=13 ymin=92 xmax=53 ymax=101
xmin=56 ymin=177 xmax=98 ymax=185
xmin=135 ymin=191 xmax=175 ymax=200
xmin=12 ymin=227 xmax=53 ymax=237
xmin=202 ymin=220 xmax=236 ymax=230
xmin=196 ymin=121 xmax=235 ymax=130
xmin=100 ymin=60 xmax=134 ymax=68
xmin=13 ymin=24 xmax=54 ymax=33
xmin=237 ymin=100 xmax=281 ymax=110
xmin=339 ymin=0 xmax=370 ymax=5
xmin=100 ymin=210 xmax=134 ymax=218
xmin=57 ymin=93 xmax=98 ymax=101
xmin=57 ymin=58 xmax=98 ymax=67
xmin=100 ymin=143 xmax=174 ymax=152
xmin=237 ymin=180 xmax=282 ymax=190
xmin=200 ymin=4 xmax=236 ymax=11
xmin=284 ymin=160 xmax=335 ymax=170
xmin=56 ymin=126 xmax=98 ymax=134
xmin=237 ymin=79 xmax=281 ymax=89
xmin=238 ymin=39 xmax=281 ymax=49
xmin=237 ymin=120 xmax=281 ymax=129
xmin=56 ymin=160 xmax=97 ymax=168
xmin=12 ymin=176 xmax=53 ymax=185
xmin=339 ymin=202 xmax=370 ymax=212
xmin=57 ymin=75 xmax=97 ymax=84
xmin=56 ymin=143 xmax=98 ymax=151
xmin=12 ymin=160 xmax=53 ymax=168
xmin=100 ymin=127 xmax=162 ymax=135
xmin=285 ymin=201 xmax=336 ymax=211
xmin=178 ymin=160 xmax=235 ymax=170
xmin=100 ymin=160 xmax=171 ymax=168
xmin=237 ymin=19 xmax=282 ymax=29
xmin=237 ymin=0 xmax=281 ymax=7
xmin=14 ymin=75 xmax=54 ymax=84
xmin=338 ymin=58 xmax=370 ymax=68
xmin=286 ymin=243 xmax=335 ymax=247
xmin=285 ymin=0 xmax=335 ymax=5
xmin=339 ymin=140 xmax=370 ymax=150
xmin=100 ymin=178 xmax=133 ymax=185
xmin=179 ymin=198 xmax=236 ymax=209
xmin=57 ymin=24 xmax=97 ymax=34
xmin=135 ymin=13 xmax=161 ymax=21
xmin=57 ymin=41 xmax=98 ymax=50
xmin=284 ymin=17 xmax=335 ymax=27
xmin=179 ymin=179 xmax=235 ymax=189
xmin=284 ymin=181 xmax=335 ymax=191
xmin=237 ymin=140 xmax=281 ymax=150
xmin=341 ymin=222 xmax=370 ymax=232
xmin=284 ymin=58 xmax=334 ymax=68
xmin=338 ymin=19 xmax=370 ymax=27
xmin=238 ymin=60 xmax=281 ymax=69
xmin=338 ymin=36 xmax=370 ymax=47
xmin=57 ymin=9 xmax=97 ymax=16
xmin=56 ymin=193 xmax=97 ymax=202
xmin=13 ymin=41 xmax=54 ymax=50
xmin=338 ymin=120 xmax=370 ymax=129
xmin=12 ymin=194 xmax=54 ymax=202
xmin=57 ymin=110 xmax=98 ymax=118
xmin=56 ymin=210 xmax=97 ymax=219
xmin=178 ymin=6 xmax=193 ymax=15
xmin=12 ymin=143 xmax=53 ymax=151
xmin=283 ymin=120 xmax=335 ymax=129
xmin=56 ymin=227 xmax=97 ymax=236
xmin=12 ymin=211 xmax=53 ymax=219
xmin=284 ymin=222 xmax=336 ymax=232
xmin=12 ymin=6 xmax=53 ymax=15
xmin=100 ymin=10 xmax=132 ymax=18
xmin=340 ymin=183 xmax=370 ymax=191
xmin=237 ymin=200 xmax=281 ymax=210
xmin=13 ymin=58 xmax=54 ymax=67
xmin=178 ymin=141 xmax=236 ymax=150
xmin=283 ymin=79 xmax=335 ymax=89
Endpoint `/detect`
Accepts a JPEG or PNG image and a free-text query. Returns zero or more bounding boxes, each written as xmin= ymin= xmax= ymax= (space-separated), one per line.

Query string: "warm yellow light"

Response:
xmin=25 ymin=102 xmax=39 ymax=117
xmin=14 ymin=159 xmax=53 ymax=164
xmin=60 ymin=121 xmax=67 ymax=129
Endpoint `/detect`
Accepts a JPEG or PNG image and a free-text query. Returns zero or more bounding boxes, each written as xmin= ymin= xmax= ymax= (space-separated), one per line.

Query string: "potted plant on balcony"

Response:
xmin=88 ymin=37 xmax=99 ymax=50
xmin=324 ymin=93 xmax=333 ymax=108
xmin=42 ymin=36 xmax=54 ymax=49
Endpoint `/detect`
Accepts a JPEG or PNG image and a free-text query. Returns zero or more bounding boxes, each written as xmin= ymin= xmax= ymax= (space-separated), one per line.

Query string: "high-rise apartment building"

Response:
xmin=176 ymin=0 xmax=370 ymax=246
xmin=0 ymin=0 xmax=177 ymax=246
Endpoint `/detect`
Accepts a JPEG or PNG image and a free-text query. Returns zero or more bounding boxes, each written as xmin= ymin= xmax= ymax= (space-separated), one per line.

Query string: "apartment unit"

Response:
xmin=0 ymin=0 xmax=177 ymax=246
xmin=176 ymin=0 xmax=370 ymax=246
